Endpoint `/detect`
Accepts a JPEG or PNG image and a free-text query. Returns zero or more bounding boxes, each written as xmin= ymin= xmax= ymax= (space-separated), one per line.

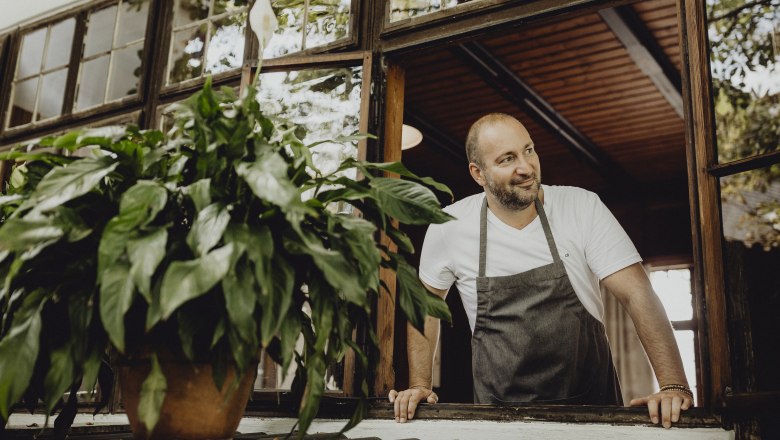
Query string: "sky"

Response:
xmin=0 ymin=0 xmax=83 ymax=33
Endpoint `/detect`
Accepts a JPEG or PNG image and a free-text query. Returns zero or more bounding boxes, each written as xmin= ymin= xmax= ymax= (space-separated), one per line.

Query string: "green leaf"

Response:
xmin=370 ymin=178 xmax=455 ymax=225
xmin=186 ymin=204 xmax=231 ymax=257
xmin=138 ymin=354 xmax=167 ymax=434
xmin=28 ymin=157 xmax=118 ymax=214
xmin=284 ymin=229 xmax=365 ymax=306
xmin=235 ymin=154 xmax=304 ymax=212
xmin=0 ymin=217 xmax=64 ymax=253
xmin=99 ymin=260 xmax=136 ymax=352
xmin=222 ymin=258 xmax=258 ymax=347
xmin=297 ymin=354 xmax=326 ymax=436
xmin=395 ymin=257 xmax=451 ymax=332
xmin=385 ymin=224 xmax=414 ymax=254
xmin=224 ymin=224 xmax=274 ymax=295
xmin=259 ymin=257 xmax=294 ymax=346
xmin=278 ymin=307 xmax=300 ymax=373
xmin=360 ymin=160 xmax=453 ymax=200
xmin=183 ymin=179 xmax=211 ymax=213
xmin=159 ymin=244 xmax=234 ymax=319
xmin=0 ymin=309 xmax=42 ymax=420
xmin=43 ymin=344 xmax=76 ymax=412
xmin=127 ymin=228 xmax=168 ymax=302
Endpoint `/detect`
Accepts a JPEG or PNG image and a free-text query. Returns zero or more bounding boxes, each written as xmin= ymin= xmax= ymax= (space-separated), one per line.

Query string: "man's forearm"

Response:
xmin=407 ymin=315 xmax=440 ymax=388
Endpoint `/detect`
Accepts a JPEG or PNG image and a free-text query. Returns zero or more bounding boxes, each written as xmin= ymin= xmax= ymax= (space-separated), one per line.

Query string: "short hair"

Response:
xmin=465 ymin=113 xmax=518 ymax=167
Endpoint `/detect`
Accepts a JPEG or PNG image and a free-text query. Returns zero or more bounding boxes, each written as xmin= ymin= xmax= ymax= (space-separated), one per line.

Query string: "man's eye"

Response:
xmin=501 ymin=156 xmax=513 ymax=163
xmin=525 ymin=148 xmax=534 ymax=155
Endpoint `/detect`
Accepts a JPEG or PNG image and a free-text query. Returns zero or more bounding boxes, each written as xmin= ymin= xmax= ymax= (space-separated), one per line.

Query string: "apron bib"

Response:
xmin=471 ymin=197 xmax=622 ymax=405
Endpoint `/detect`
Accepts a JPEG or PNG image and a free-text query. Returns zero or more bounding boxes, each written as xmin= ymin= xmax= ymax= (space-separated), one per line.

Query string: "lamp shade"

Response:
xmin=401 ymin=124 xmax=423 ymax=150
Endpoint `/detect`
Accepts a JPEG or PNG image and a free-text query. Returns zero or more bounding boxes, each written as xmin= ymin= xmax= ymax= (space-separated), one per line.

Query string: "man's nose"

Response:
xmin=514 ymin=157 xmax=533 ymax=175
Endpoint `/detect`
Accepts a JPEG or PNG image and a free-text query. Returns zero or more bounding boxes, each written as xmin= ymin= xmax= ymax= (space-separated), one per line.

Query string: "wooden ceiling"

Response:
xmin=399 ymin=0 xmax=687 ymax=207
xmin=396 ymin=0 xmax=693 ymax=260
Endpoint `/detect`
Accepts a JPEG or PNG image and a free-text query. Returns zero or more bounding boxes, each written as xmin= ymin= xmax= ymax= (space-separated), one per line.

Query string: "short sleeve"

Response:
xmin=581 ymin=192 xmax=642 ymax=280
xmin=418 ymin=223 xmax=456 ymax=290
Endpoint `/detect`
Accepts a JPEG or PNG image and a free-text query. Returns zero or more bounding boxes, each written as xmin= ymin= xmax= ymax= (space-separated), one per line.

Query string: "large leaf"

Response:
xmin=99 ymin=261 xmax=136 ymax=352
xmin=284 ymin=229 xmax=365 ymax=307
xmin=28 ymin=157 xmax=118 ymax=214
xmin=259 ymin=257 xmax=294 ymax=346
xmin=297 ymin=354 xmax=326 ymax=436
xmin=159 ymin=244 xmax=234 ymax=319
xmin=222 ymin=258 xmax=258 ymax=347
xmin=183 ymin=179 xmax=211 ymax=213
xmin=235 ymin=153 xmax=303 ymax=212
xmin=395 ymin=258 xmax=451 ymax=333
xmin=370 ymin=178 xmax=455 ymax=225
xmin=0 ymin=217 xmax=64 ymax=253
xmin=186 ymin=203 xmax=230 ymax=257
xmin=127 ymin=228 xmax=168 ymax=302
xmin=358 ymin=160 xmax=453 ymax=200
xmin=138 ymin=354 xmax=167 ymax=433
xmin=330 ymin=215 xmax=381 ymax=289
xmin=0 ymin=309 xmax=42 ymax=420
xmin=43 ymin=343 xmax=75 ymax=412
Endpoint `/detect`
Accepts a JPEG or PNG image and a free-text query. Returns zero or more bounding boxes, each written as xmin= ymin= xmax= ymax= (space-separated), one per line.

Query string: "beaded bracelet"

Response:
xmin=660 ymin=384 xmax=694 ymax=399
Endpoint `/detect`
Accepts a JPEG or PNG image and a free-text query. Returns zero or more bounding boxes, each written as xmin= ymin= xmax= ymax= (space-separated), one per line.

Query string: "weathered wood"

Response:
xmin=373 ymin=62 xmax=404 ymax=398
xmin=707 ymin=150 xmax=780 ymax=177
xmin=140 ymin=0 xmax=173 ymax=129
xmin=680 ymin=0 xmax=731 ymax=411
xmin=256 ymin=52 xmax=366 ymax=73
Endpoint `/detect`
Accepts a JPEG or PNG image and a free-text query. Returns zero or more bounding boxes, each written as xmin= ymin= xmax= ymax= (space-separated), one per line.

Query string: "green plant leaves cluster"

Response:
xmin=0 ymin=77 xmax=454 ymax=436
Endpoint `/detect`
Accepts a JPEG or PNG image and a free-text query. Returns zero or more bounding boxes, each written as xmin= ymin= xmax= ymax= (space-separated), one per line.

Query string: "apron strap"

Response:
xmin=478 ymin=195 xmax=563 ymax=278
xmin=535 ymin=198 xmax=562 ymax=264
xmin=479 ymin=197 xmax=488 ymax=277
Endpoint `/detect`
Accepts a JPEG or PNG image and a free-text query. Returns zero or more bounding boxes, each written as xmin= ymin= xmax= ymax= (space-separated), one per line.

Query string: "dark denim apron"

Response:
xmin=471 ymin=197 xmax=623 ymax=405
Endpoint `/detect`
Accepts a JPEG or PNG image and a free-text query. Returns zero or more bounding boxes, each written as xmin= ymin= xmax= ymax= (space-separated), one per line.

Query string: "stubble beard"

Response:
xmin=486 ymin=174 xmax=541 ymax=211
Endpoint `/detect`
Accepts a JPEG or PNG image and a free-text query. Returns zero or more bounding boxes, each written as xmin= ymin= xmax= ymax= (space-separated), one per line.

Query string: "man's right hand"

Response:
xmin=388 ymin=387 xmax=439 ymax=423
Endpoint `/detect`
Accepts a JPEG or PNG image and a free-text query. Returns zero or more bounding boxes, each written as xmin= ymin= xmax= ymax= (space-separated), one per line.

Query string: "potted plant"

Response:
xmin=0 ymin=78 xmax=453 ymax=439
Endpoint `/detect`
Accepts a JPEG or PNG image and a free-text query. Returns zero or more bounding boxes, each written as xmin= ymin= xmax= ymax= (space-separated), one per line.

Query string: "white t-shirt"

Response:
xmin=419 ymin=185 xmax=641 ymax=331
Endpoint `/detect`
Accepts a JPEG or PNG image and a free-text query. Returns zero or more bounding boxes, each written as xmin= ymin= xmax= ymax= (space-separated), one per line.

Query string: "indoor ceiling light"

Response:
xmin=402 ymin=124 xmax=423 ymax=150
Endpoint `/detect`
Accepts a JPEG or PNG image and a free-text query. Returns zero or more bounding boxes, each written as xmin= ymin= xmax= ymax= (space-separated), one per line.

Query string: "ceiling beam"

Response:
xmin=598 ymin=6 xmax=684 ymax=118
xmin=404 ymin=107 xmax=468 ymax=164
xmin=455 ymin=41 xmax=635 ymax=188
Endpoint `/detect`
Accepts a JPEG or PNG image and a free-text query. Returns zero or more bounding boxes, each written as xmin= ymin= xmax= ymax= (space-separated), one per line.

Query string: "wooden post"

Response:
xmin=374 ymin=62 xmax=405 ymax=397
xmin=679 ymin=0 xmax=731 ymax=411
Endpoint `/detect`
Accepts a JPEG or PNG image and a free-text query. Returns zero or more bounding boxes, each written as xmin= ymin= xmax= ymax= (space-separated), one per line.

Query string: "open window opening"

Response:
xmin=392 ymin=0 xmax=702 ymax=408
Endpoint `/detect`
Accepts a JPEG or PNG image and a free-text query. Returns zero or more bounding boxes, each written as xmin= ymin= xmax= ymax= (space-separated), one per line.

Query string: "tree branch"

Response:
xmin=710 ymin=0 xmax=775 ymax=23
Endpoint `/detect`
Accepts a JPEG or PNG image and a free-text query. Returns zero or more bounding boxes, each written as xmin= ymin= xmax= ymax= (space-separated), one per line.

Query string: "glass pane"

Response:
xmin=262 ymin=3 xmax=304 ymax=58
xmin=16 ymin=27 xmax=47 ymax=79
xmin=205 ymin=13 xmax=246 ymax=74
xmin=84 ymin=6 xmax=118 ymax=58
xmin=721 ymin=165 xmax=780 ymax=400
xmin=707 ymin=0 xmax=780 ymax=162
xmin=648 ymin=269 xmax=693 ymax=321
xmin=44 ymin=18 xmax=75 ymax=70
xmin=115 ymin=0 xmax=150 ymax=46
xmin=76 ymin=55 xmax=110 ymax=110
xmin=172 ymin=0 xmax=211 ymax=29
xmin=256 ymin=67 xmax=363 ymax=178
xmin=672 ymin=330 xmax=698 ymax=405
xmin=37 ymin=69 xmax=68 ymax=120
xmin=305 ymin=0 xmax=351 ymax=49
xmin=8 ymin=77 xmax=39 ymax=127
xmin=213 ymin=0 xmax=248 ymax=16
xmin=390 ymin=0 xmax=444 ymax=21
xmin=107 ymin=43 xmax=144 ymax=101
xmin=168 ymin=24 xmax=207 ymax=84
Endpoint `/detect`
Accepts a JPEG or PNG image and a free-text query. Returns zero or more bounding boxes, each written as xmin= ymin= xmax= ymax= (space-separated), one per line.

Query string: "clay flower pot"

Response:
xmin=119 ymin=358 xmax=257 ymax=440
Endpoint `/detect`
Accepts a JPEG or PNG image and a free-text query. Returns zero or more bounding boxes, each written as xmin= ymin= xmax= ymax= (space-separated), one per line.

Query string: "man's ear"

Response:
xmin=469 ymin=162 xmax=486 ymax=187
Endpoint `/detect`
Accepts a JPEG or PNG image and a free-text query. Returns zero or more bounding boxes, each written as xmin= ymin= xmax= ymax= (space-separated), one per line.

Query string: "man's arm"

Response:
xmin=388 ymin=282 xmax=447 ymax=423
xmin=601 ymin=262 xmax=693 ymax=428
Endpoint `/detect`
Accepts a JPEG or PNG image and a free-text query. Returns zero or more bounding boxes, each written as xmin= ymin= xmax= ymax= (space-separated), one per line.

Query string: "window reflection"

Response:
xmin=389 ymin=0 xmax=473 ymax=22
xmin=721 ymin=165 xmax=780 ymax=250
xmin=262 ymin=0 xmax=353 ymax=59
xmin=707 ymin=0 xmax=780 ymax=162
xmin=168 ymin=0 xmax=248 ymax=84
xmin=75 ymin=0 xmax=149 ymax=111
xmin=721 ymin=166 xmax=780 ymax=405
xmin=252 ymin=67 xmax=363 ymax=391
xmin=6 ymin=19 xmax=75 ymax=128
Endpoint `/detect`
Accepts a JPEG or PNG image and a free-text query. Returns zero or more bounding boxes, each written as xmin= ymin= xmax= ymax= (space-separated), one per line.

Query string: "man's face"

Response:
xmin=470 ymin=119 xmax=541 ymax=211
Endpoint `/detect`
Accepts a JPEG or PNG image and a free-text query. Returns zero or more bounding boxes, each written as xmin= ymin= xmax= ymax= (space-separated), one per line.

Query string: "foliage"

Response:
xmin=0 ymin=78 xmax=453 ymax=436
xmin=708 ymin=0 xmax=780 ymax=249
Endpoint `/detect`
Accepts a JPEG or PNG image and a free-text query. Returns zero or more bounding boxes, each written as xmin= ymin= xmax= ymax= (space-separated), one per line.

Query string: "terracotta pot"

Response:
xmin=119 ymin=357 xmax=257 ymax=440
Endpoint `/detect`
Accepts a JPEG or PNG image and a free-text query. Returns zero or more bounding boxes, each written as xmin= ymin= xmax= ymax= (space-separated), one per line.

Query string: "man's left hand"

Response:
xmin=630 ymin=390 xmax=692 ymax=428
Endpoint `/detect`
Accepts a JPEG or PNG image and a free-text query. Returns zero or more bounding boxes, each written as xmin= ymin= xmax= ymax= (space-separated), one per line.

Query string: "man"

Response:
xmin=389 ymin=113 xmax=693 ymax=428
